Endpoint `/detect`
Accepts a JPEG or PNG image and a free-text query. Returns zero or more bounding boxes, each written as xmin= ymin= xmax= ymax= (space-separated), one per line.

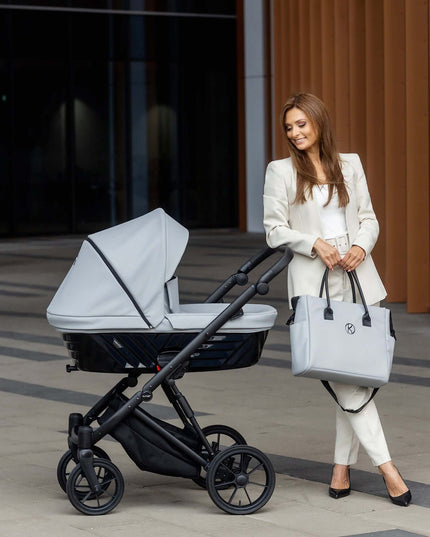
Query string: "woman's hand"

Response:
xmin=338 ymin=245 xmax=366 ymax=272
xmin=312 ymin=238 xmax=341 ymax=270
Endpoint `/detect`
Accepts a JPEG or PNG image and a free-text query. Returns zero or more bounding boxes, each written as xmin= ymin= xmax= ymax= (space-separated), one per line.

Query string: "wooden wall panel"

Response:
xmin=272 ymin=0 xmax=288 ymax=158
xmin=271 ymin=0 xmax=430 ymax=312
xmin=383 ymin=0 xmax=406 ymax=301
xmin=298 ymin=0 xmax=311 ymax=90
xmin=348 ymin=0 xmax=366 ymax=160
xmin=320 ymin=0 xmax=336 ymax=120
xmin=365 ymin=0 xmax=386 ymax=275
xmin=309 ymin=0 xmax=323 ymax=98
xmin=288 ymin=0 xmax=300 ymax=94
xmin=405 ymin=0 xmax=430 ymax=312
xmin=334 ymin=0 xmax=350 ymax=149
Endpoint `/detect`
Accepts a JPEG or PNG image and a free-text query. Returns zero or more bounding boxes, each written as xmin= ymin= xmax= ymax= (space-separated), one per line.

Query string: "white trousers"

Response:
xmin=324 ymin=238 xmax=391 ymax=467
xmin=331 ymin=382 xmax=391 ymax=466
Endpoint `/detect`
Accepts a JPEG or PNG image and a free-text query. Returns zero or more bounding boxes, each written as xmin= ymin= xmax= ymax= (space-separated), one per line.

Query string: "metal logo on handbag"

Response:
xmin=345 ymin=323 xmax=355 ymax=334
xmin=286 ymin=268 xmax=396 ymax=413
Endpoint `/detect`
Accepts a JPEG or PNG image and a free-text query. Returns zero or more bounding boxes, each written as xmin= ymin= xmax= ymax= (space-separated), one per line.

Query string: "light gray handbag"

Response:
xmin=287 ymin=268 xmax=396 ymax=413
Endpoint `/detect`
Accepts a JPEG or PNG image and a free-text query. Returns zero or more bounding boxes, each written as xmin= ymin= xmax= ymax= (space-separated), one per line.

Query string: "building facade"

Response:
xmin=0 ymin=1 xmax=239 ymax=234
xmin=0 ymin=0 xmax=429 ymax=312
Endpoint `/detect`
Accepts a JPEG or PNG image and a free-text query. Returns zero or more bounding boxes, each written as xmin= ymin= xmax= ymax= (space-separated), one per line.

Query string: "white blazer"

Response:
xmin=263 ymin=153 xmax=387 ymax=307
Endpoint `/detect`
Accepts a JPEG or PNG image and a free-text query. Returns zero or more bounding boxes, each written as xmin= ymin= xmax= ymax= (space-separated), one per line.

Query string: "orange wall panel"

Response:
xmin=334 ymin=0 xmax=351 ymax=151
xmin=298 ymin=0 xmax=311 ymax=90
xmin=365 ymin=0 xmax=386 ymax=276
xmin=271 ymin=0 xmax=430 ymax=312
xmin=288 ymin=0 xmax=300 ymax=94
xmin=320 ymin=0 xmax=336 ymax=119
xmin=348 ymin=0 xmax=366 ymax=161
xmin=309 ymin=0 xmax=323 ymax=98
xmin=405 ymin=0 xmax=430 ymax=312
xmin=383 ymin=0 xmax=407 ymax=301
xmin=272 ymin=0 xmax=285 ymax=159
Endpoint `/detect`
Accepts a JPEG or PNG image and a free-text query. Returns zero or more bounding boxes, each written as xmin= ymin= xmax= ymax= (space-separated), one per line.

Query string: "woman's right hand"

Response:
xmin=312 ymin=238 xmax=341 ymax=271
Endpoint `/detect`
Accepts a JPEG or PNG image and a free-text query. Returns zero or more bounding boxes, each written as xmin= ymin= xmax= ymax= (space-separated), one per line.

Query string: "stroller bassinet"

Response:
xmin=47 ymin=209 xmax=293 ymax=516
xmin=47 ymin=208 xmax=276 ymax=374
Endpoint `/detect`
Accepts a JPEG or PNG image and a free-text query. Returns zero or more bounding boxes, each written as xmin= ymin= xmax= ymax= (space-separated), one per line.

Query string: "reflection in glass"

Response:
xmin=0 ymin=3 xmax=238 ymax=236
xmin=13 ymin=59 xmax=68 ymax=234
xmin=0 ymin=58 xmax=10 ymax=234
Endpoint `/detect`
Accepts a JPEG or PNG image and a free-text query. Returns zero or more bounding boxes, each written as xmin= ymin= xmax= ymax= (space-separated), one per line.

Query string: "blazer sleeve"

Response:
xmin=349 ymin=154 xmax=379 ymax=256
xmin=263 ymin=160 xmax=319 ymax=257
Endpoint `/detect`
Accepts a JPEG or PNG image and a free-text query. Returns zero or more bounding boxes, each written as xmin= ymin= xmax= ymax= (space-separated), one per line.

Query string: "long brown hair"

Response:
xmin=280 ymin=93 xmax=349 ymax=207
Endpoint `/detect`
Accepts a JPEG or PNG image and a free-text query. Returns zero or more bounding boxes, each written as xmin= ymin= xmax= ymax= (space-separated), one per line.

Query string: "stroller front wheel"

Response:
xmin=66 ymin=458 xmax=124 ymax=515
xmin=193 ymin=424 xmax=246 ymax=489
xmin=206 ymin=445 xmax=275 ymax=515
xmin=57 ymin=446 xmax=111 ymax=493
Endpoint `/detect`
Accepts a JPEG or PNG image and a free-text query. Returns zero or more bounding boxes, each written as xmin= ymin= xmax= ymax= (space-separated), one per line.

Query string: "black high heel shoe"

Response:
xmin=329 ymin=467 xmax=351 ymax=499
xmin=382 ymin=473 xmax=411 ymax=507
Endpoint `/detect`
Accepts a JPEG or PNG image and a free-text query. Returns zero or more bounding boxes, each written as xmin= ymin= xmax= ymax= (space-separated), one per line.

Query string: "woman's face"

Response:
xmin=284 ymin=107 xmax=319 ymax=154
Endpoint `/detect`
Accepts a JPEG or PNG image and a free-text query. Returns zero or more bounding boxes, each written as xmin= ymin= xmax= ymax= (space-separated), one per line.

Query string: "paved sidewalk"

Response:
xmin=0 ymin=231 xmax=429 ymax=537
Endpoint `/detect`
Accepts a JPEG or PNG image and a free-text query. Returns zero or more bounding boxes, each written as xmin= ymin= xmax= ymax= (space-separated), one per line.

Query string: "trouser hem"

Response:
xmin=372 ymin=456 xmax=392 ymax=467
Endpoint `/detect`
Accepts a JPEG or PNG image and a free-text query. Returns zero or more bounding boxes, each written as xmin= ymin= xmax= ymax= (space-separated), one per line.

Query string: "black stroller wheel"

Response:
xmin=206 ymin=445 xmax=275 ymax=515
xmin=193 ymin=425 xmax=246 ymax=489
xmin=57 ymin=446 xmax=110 ymax=493
xmin=66 ymin=458 xmax=124 ymax=515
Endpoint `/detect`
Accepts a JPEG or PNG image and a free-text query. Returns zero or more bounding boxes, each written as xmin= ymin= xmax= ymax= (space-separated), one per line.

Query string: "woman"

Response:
xmin=263 ymin=93 xmax=411 ymax=506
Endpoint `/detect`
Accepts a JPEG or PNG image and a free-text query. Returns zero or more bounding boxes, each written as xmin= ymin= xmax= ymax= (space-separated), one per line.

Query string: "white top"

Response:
xmin=313 ymin=184 xmax=347 ymax=239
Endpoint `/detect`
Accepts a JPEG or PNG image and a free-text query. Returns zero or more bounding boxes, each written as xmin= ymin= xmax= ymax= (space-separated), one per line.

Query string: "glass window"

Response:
xmin=4 ymin=1 xmax=235 ymax=15
xmin=11 ymin=10 xmax=69 ymax=234
xmin=0 ymin=11 xmax=11 ymax=235
xmin=12 ymin=58 xmax=69 ymax=234
xmin=0 ymin=59 xmax=11 ymax=235
xmin=120 ymin=13 xmax=238 ymax=227
xmin=0 ymin=3 xmax=238 ymax=236
xmin=70 ymin=13 xmax=113 ymax=232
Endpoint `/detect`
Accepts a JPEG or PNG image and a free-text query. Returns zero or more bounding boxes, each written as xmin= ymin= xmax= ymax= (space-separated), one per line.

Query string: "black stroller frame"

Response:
xmin=57 ymin=245 xmax=293 ymax=516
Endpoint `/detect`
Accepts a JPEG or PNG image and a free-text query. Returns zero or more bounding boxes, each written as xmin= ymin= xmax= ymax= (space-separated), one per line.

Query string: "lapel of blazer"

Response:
xmin=287 ymin=162 xmax=325 ymax=236
xmin=341 ymin=156 xmax=357 ymax=236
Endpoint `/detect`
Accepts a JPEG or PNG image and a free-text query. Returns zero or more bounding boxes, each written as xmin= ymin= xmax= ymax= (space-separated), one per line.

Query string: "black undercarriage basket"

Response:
xmin=98 ymin=394 xmax=200 ymax=478
xmin=63 ymin=330 xmax=268 ymax=373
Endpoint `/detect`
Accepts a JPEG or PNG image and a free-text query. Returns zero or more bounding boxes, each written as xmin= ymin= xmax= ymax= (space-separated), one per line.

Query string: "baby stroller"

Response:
xmin=47 ymin=208 xmax=293 ymax=516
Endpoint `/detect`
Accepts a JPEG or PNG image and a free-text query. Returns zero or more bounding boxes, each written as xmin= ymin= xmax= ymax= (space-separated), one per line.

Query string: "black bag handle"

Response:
xmin=321 ymin=380 xmax=379 ymax=414
xmin=319 ymin=268 xmax=372 ymax=327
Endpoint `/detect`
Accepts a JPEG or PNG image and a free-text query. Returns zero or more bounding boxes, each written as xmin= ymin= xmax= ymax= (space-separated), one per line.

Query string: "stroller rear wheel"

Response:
xmin=57 ymin=446 xmax=110 ymax=493
xmin=193 ymin=424 xmax=246 ymax=489
xmin=206 ymin=445 xmax=275 ymax=515
xmin=66 ymin=458 xmax=124 ymax=515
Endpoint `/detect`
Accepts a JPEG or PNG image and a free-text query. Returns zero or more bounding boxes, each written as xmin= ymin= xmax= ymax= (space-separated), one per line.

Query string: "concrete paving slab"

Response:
xmin=0 ymin=231 xmax=429 ymax=537
xmin=341 ymin=530 xmax=427 ymax=537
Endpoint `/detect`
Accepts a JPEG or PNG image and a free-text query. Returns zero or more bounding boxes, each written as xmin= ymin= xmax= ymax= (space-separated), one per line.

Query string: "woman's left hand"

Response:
xmin=338 ymin=245 xmax=366 ymax=272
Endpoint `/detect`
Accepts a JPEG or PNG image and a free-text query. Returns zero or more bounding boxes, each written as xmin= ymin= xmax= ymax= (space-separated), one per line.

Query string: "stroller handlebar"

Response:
xmin=139 ymin=245 xmax=293 ymax=397
xmin=205 ymin=245 xmax=293 ymax=303
xmin=237 ymin=246 xmax=275 ymax=275
xmin=256 ymin=246 xmax=294 ymax=288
